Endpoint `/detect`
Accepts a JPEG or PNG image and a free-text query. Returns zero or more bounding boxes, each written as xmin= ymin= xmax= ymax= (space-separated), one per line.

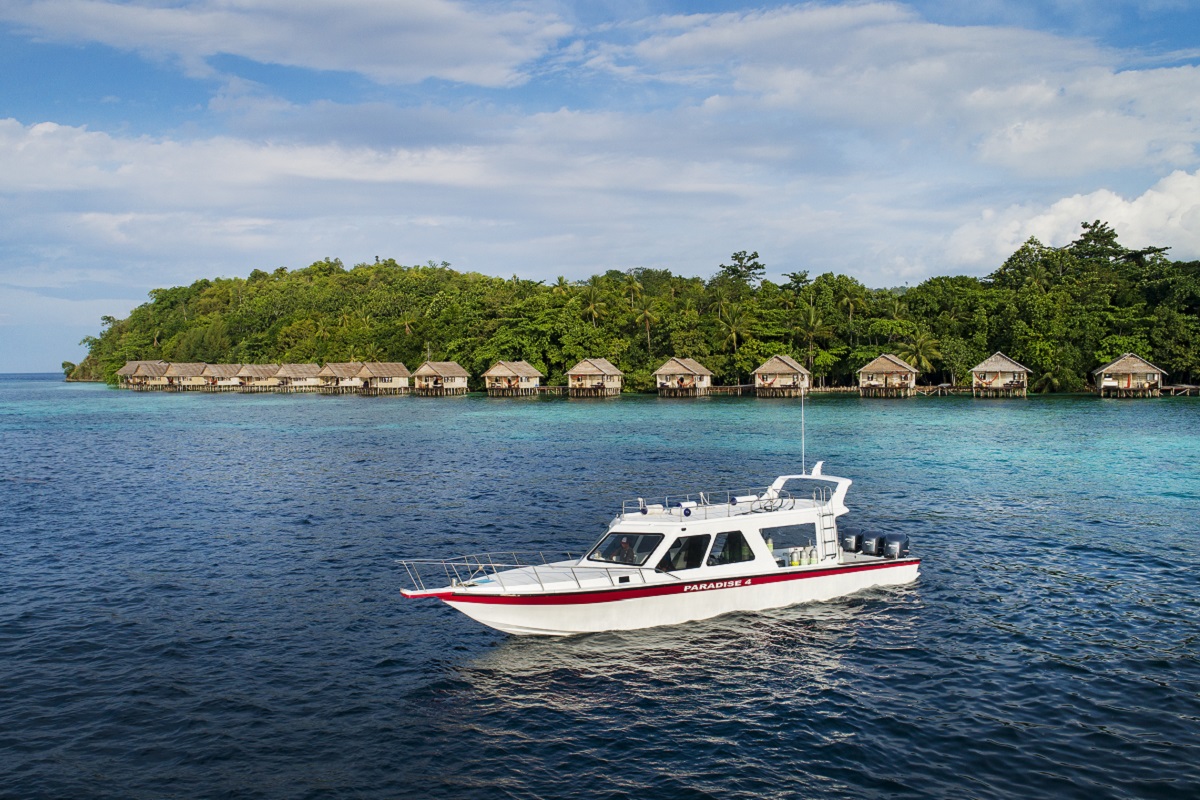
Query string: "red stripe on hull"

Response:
xmin=432 ymin=558 xmax=920 ymax=606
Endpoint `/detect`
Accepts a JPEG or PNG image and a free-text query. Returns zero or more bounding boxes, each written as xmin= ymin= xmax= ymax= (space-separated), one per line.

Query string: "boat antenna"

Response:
xmin=801 ymin=381 xmax=807 ymax=474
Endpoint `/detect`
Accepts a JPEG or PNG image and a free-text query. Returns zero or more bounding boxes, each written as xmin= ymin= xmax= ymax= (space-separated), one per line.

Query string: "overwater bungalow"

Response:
xmin=164 ymin=362 xmax=208 ymax=391
xmin=483 ymin=361 xmax=544 ymax=396
xmin=236 ymin=364 xmax=281 ymax=392
xmin=567 ymin=358 xmax=623 ymax=397
xmin=201 ymin=363 xmax=243 ymax=391
xmin=1092 ymin=353 xmax=1165 ymax=398
xmin=413 ymin=361 xmax=470 ymax=396
xmin=653 ymin=357 xmax=713 ymax=397
xmin=129 ymin=360 xmax=170 ymax=391
xmin=358 ymin=362 xmax=411 ymax=396
xmin=116 ymin=360 xmax=167 ymax=389
xmin=752 ymin=355 xmax=810 ymax=398
xmin=317 ymin=362 xmax=364 ymax=394
xmin=276 ymin=363 xmax=322 ymax=393
xmin=858 ymin=354 xmax=918 ymax=398
xmin=971 ymin=352 xmax=1029 ymax=398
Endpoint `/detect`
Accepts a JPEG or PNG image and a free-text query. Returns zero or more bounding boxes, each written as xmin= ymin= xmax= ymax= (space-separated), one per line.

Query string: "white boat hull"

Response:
xmin=437 ymin=558 xmax=920 ymax=636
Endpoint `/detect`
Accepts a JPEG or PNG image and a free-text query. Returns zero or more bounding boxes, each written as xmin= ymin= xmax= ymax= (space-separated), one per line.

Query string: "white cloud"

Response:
xmin=0 ymin=0 xmax=569 ymax=87
xmin=946 ymin=169 xmax=1200 ymax=268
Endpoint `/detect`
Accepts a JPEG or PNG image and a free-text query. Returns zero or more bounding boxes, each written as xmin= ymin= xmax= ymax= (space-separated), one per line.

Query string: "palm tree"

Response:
xmin=896 ymin=330 xmax=942 ymax=375
xmin=622 ymin=273 xmax=643 ymax=311
xmin=837 ymin=285 xmax=867 ymax=327
xmin=552 ymin=276 xmax=572 ymax=297
xmin=635 ymin=301 xmax=659 ymax=354
xmin=793 ymin=304 xmax=833 ymax=369
xmin=707 ymin=285 xmax=731 ymax=319
xmin=581 ymin=285 xmax=607 ymax=328
xmin=718 ymin=304 xmax=751 ymax=354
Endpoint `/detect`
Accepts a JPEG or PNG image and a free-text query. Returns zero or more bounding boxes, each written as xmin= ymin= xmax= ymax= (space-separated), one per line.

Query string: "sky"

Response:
xmin=2 ymin=1 xmax=1199 ymax=372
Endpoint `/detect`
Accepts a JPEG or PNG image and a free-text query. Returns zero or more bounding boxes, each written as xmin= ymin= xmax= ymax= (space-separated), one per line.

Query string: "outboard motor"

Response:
xmin=860 ymin=532 xmax=887 ymax=556
xmin=841 ymin=532 xmax=862 ymax=553
xmin=883 ymin=533 xmax=911 ymax=559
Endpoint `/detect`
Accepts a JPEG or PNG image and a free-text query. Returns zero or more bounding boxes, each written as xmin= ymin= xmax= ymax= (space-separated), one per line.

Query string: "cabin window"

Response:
xmin=587 ymin=533 xmax=664 ymax=567
xmin=708 ymin=531 xmax=755 ymax=566
xmin=759 ymin=523 xmax=815 ymax=551
xmin=656 ymin=535 xmax=711 ymax=572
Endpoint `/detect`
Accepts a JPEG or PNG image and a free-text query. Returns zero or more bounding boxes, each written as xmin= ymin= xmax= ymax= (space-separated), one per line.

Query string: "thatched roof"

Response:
xmin=131 ymin=361 xmax=170 ymax=378
xmin=358 ymin=361 xmax=411 ymax=379
xmin=318 ymin=362 xmax=365 ymax=378
xmin=858 ymin=354 xmax=918 ymax=374
xmin=567 ymin=357 xmax=623 ymax=377
xmin=413 ymin=361 xmax=470 ymax=378
xmin=971 ymin=352 xmax=1029 ymax=374
xmin=164 ymin=362 xmax=207 ymax=378
xmin=276 ymin=363 xmax=321 ymax=379
xmin=236 ymin=364 xmax=280 ymax=379
xmin=1092 ymin=352 xmax=1166 ymax=376
xmin=117 ymin=360 xmax=166 ymax=377
xmin=753 ymin=354 xmax=810 ymax=376
xmin=653 ymin=357 xmax=713 ymax=377
xmin=483 ymin=360 xmax=544 ymax=379
xmin=202 ymin=364 xmax=242 ymax=378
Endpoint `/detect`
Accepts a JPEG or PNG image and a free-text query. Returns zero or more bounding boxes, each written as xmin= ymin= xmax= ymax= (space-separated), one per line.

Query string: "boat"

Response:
xmin=398 ymin=463 xmax=919 ymax=636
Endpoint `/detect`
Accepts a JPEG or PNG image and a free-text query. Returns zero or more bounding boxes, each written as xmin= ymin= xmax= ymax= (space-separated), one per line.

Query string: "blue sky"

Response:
xmin=2 ymin=0 xmax=1199 ymax=371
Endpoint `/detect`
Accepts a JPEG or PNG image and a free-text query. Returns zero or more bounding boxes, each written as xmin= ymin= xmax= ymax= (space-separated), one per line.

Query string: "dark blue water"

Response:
xmin=2 ymin=374 xmax=1198 ymax=799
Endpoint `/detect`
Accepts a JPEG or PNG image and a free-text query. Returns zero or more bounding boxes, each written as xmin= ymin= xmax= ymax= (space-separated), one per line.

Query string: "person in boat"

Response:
xmin=612 ymin=537 xmax=636 ymax=563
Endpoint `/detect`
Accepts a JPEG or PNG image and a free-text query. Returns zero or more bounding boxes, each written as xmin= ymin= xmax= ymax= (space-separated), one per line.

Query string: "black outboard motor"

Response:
xmin=841 ymin=532 xmax=862 ymax=553
xmin=860 ymin=532 xmax=887 ymax=556
xmin=883 ymin=532 xmax=911 ymax=559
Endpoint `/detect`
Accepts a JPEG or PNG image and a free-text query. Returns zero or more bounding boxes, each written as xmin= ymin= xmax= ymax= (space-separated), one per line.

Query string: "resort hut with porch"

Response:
xmin=276 ymin=363 xmax=322 ymax=392
xmin=129 ymin=360 xmax=171 ymax=390
xmin=317 ymin=362 xmax=364 ymax=394
xmin=164 ymin=362 xmax=207 ymax=391
xmin=752 ymin=355 xmax=810 ymax=398
xmin=971 ymin=352 xmax=1029 ymax=397
xmin=653 ymin=357 xmax=713 ymax=397
xmin=858 ymin=354 xmax=918 ymax=398
xmin=201 ymin=363 xmax=243 ymax=391
xmin=413 ymin=361 xmax=470 ymax=396
xmin=116 ymin=360 xmax=167 ymax=389
xmin=567 ymin=358 xmax=623 ymax=397
xmin=358 ymin=362 xmax=411 ymax=396
xmin=236 ymin=364 xmax=281 ymax=392
xmin=482 ymin=361 xmax=544 ymax=396
xmin=1092 ymin=353 xmax=1166 ymax=398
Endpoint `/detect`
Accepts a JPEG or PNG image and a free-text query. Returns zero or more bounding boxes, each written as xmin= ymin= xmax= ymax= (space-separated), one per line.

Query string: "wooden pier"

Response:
xmin=709 ymin=384 xmax=755 ymax=396
xmin=657 ymin=386 xmax=711 ymax=398
xmin=860 ymin=386 xmax=917 ymax=398
xmin=754 ymin=387 xmax=806 ymax=398
xmin=1163 ymin=385 xmax=1199 ymax=396
xmin=414 ymin=386 xmax=469 ymax=397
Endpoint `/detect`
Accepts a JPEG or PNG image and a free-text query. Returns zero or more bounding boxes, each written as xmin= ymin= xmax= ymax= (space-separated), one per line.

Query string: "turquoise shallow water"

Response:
xmin=1 ymin=375 xmax=1198 ymax=798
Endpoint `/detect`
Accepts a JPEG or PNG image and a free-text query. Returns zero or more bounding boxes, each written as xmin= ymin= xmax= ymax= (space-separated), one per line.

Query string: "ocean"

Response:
xmin=1 ymin=374 xmax=1198 ymax=799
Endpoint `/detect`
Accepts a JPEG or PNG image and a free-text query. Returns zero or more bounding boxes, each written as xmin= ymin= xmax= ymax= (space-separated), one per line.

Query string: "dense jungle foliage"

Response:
xmin=72 ymin=221 xmax=1200 ymax=391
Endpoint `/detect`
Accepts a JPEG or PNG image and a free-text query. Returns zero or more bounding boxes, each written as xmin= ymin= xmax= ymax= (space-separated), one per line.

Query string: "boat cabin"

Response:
xmin=1092 ymin=353 xmax=1165 ymax=398
xmin=588 ymin=470 xmax=853 ymax=576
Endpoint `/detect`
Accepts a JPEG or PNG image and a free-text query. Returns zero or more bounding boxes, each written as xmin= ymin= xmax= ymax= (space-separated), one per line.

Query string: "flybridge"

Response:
xmin=618 ymin=464 xmax=850 ymax=522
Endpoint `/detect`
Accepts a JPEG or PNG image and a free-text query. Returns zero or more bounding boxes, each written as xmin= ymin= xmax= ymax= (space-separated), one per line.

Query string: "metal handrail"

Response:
xmin=397 ymin=551 xmax=677 ymax=593
xmin=620 ymin=487 xmax=799 ymax=518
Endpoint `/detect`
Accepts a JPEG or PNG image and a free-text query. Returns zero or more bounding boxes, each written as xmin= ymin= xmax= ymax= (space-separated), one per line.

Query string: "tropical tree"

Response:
xmin=895 ymin=330 xmax=942 ymax=376
xmin=794 ymin=304 xmax=833 ymax=369
xmin=635 ymin=301 xmax=659 ymax=355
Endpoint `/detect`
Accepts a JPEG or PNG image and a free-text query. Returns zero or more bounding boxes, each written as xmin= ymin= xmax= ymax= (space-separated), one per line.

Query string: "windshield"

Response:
xmin=587 ymin=532 xmax=663 ymax=567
